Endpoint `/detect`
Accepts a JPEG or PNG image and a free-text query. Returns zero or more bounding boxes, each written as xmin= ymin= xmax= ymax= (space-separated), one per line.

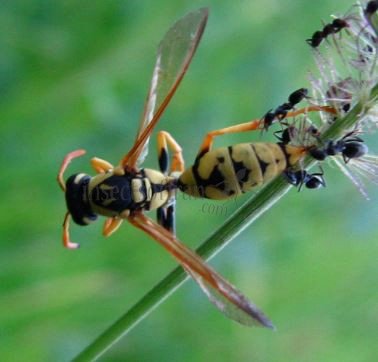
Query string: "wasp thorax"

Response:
xmin=65 ymin=173 xmax=98 ymax=226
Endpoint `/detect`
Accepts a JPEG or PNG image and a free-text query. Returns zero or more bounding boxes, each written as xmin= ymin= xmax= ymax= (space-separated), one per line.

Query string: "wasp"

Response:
xmin=57 ymin=9 xmax=373 ymax=329
xmin=58 ymin=8 xmax=275 ymax=328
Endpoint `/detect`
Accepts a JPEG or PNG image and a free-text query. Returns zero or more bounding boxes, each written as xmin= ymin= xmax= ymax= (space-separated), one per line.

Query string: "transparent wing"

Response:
xmin=128 ymin=212 xmax=274 ymax=328
xmin=121 ymin=8 xmax=209 ymax=169
xmin=331 ymin=154 xmax=378 ymax=200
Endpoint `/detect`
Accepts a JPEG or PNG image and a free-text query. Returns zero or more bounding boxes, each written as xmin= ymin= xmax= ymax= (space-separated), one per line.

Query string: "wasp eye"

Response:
xmin=65 ymin=173 xmax=98 ymax=225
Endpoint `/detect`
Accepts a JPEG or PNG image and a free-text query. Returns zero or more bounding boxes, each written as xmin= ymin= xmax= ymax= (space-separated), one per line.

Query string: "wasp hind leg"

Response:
xmin=197 ymin=121 xmax=262 ymax=157
xmin=156 ymin=131 xmax=184 ymax=234
xmin=196 ymin=105 xmax=337 ymax=157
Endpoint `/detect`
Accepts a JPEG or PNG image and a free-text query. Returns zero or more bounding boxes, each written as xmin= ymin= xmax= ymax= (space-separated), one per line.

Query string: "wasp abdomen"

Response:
xmin=179 ymin=142 xmax=288 ymax=200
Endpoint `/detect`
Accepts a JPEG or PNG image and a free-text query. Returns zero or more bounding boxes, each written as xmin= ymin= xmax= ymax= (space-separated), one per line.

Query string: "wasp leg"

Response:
xmin=62 ymin=212 xmax=80 ymax=249
xmin=157 ymin=203 xmax=176 ymax=234
xmin=157 ymin=131 xmax=185 ymax=174
xmin=197 ymin=105 xmax=337 ymax=157
xmin=57 ymin=149 xmax=86 ymax=191
xmin=103 ymin=217 xmax=123 ymax=237
xmin=197 ymin=121 xmax=262 ymax=157
xmin=90 ymin=157 xmax=114 ymax=174
xmin=156 ymin=131 xmax=183 ymax=234
xmin=286 ymin=105 xmax=337 ymax=119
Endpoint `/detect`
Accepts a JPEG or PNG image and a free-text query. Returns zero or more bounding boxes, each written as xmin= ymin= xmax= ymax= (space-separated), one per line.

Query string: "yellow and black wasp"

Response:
xmin=58 ymin=8 xmax=275 ymax=328
xmin=57 ymin=8 xmax=373 ymax=328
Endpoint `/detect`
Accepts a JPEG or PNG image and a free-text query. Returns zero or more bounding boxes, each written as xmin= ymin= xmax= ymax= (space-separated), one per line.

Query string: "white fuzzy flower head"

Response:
xmin=263 ymin=1 xmax=378 ymax=197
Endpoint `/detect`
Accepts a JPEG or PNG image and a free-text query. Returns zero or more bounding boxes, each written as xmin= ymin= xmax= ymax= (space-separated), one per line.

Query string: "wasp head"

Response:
xmin=65 ymin=173 xmax=98 ymax=226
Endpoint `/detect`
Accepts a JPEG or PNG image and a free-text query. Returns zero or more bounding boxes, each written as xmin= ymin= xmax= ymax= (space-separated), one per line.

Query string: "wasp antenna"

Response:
xmin=63 ymin=212 xmax=80 ymax=249
xmin=57 ymin=149 xmax=87 ymax=191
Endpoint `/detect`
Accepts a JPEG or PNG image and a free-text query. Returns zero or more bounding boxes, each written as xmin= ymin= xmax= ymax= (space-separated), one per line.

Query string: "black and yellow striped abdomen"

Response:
xmin=178 ymin=142 xmax=301 ymax=200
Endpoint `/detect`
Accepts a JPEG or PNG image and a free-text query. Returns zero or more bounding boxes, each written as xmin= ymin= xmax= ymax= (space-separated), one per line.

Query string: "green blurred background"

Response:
xmin=0 ymin=0 xmax=377 ymax=361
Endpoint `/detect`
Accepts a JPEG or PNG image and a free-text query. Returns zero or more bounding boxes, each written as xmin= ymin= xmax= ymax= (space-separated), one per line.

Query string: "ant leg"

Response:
xmin=283 ymin=169 xmax=306 ymax=191
xmin=90 ymin=157 xmax=114 ymax=174
xmin=103 ymin=217 xmax=123 ymax=237
xmin=309 ymin=165 xmax=326 ymax=187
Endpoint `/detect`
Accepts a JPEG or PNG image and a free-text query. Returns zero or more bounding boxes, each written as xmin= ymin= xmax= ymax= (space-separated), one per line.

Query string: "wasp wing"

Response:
xmin=121 ymin=8 xmax=208 ymax=169
xmin=128 ymin=212 xmax=274 ymax=328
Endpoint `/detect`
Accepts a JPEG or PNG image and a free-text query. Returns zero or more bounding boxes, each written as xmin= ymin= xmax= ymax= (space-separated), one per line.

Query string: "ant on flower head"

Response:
xmin=262 ymin=88 xmax=309 ymax=130
xmin=307 ymin=18 xmax=349 ymax=48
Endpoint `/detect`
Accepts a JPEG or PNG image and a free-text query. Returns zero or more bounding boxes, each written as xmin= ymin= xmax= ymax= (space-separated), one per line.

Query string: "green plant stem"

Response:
xmin=73 ymin=84 xmax=378 ymax=362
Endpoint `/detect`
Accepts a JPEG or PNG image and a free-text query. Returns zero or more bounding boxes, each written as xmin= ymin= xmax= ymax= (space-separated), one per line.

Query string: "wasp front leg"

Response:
xmin=90 ymin=157 xmax=114 ymax=174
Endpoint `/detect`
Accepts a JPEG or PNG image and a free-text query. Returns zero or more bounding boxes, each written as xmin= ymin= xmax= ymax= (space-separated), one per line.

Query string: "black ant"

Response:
xmin=365 ymin=0 xmax=378 ymax=16
xmin=306 ymin=18 xmax=349 ymax=48
xmin=277 ymin=124 xmax=325 ymax=191
xmin=274 ymin=123 xmax=319 ymax=146
xmin=284 ymin=168 xmax=326 ymax=190
xmin=309 ymin=132 xmax=368 ymax=163
xmin=262 ymin=88 xmax=308 ymax=130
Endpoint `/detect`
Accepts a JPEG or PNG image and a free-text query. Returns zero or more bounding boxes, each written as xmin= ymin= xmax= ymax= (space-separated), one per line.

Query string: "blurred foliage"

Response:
xmin=0 ymin=0 xmax=377 ymax=361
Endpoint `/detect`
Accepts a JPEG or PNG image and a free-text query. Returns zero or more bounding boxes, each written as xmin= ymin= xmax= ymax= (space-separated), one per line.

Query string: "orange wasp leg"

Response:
xmin=198 ymin=121 xmax=261 ymax=156
xmin=90 ymin=157 xmax=114 ymax=174
xmin=287 ymin=105 xmax=337 ymax=118
xmin=197 ymin=105 xmax=337 ymax=156
xmin=103 ymin=217 xmax=124 ymax=237
xmin=57 ymin=149 xmax=87 ymax=191
xmin=62 ymin=212 xmax=80 ymax=249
